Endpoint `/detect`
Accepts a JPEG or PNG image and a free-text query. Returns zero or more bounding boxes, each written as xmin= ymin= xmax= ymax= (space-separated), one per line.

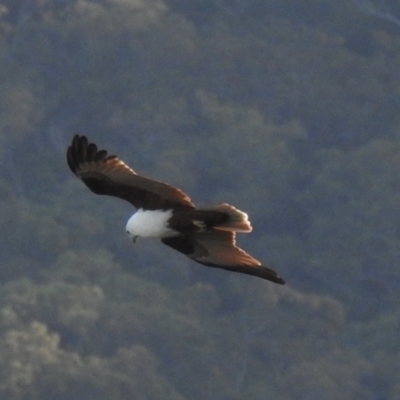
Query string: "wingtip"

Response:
xmin=259 ymin=265 xmax=285 ymax=285
xmin=67 ymin=133 xmax=106 ymax=166
xmin=72 ymin=133 xmax=86 ymax=141
xmin=275 ymin=277 xmax=286 ymax=285
xmin=67 ymin=134 xmax=86 ymax=174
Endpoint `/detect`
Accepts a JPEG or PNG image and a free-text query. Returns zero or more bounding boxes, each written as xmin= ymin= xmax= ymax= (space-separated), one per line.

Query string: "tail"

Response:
xmin=199 ymin=203 xmax=252 ymax=233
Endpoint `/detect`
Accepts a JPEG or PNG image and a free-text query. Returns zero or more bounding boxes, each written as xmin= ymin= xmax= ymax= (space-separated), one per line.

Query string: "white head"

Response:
xmin=126 ymin=209 xmax=175 ymax=242
xmin=126 ymin=218 xmax=138 ymax=243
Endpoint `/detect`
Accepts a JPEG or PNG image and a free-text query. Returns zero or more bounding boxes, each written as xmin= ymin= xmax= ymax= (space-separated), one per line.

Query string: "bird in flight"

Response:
xmin=67 ymin=135 xmax=285 ymax=284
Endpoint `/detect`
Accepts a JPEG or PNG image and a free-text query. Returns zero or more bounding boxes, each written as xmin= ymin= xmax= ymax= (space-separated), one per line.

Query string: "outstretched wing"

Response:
xmin=162 ymin=230 xmax=285 ymax=284
xmin=67 ymin=135 xmax=194 ymax=210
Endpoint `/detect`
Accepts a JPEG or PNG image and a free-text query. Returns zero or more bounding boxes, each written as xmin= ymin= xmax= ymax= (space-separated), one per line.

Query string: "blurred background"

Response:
xmin=0 ymin=0 xmax=399 ymax=398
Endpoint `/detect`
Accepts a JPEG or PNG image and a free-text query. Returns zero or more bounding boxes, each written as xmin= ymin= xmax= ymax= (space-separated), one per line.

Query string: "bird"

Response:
xmin=67 ymin=135 xmax=285 ymax=284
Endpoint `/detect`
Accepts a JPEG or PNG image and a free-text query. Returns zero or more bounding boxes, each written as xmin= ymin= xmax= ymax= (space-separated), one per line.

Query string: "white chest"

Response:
xmin=126 ymin=209 xmax=177 ymax=238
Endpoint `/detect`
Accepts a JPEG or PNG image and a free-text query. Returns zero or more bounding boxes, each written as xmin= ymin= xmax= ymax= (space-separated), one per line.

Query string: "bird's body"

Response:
xmin=67 ymin=135 xmax=285 ymax=284
xmin=126 ymin=209 xmax=176 ymax=239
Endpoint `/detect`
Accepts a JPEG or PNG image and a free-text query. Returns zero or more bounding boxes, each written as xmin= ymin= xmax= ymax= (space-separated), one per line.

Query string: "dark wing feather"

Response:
xmin=162 ymin=231 xmax=285 ymax=284
xmin=67 ymin=134 xmax=194 ymax=210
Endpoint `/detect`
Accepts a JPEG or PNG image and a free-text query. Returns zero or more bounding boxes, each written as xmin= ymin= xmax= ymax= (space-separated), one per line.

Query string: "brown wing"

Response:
xmin=162 ymin=230 xmax=285 ymax=284
xmin=67 ymin=135 xmax=194 ymax=211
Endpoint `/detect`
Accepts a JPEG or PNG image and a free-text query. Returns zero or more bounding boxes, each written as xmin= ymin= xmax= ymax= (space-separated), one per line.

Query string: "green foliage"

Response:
xmin=301 ymin=139 xmax=400 ymax=314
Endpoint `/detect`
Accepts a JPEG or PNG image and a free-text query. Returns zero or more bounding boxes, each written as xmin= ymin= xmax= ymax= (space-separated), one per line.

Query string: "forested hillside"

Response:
xmin=0 ymin=0 xmax=399 ymax=398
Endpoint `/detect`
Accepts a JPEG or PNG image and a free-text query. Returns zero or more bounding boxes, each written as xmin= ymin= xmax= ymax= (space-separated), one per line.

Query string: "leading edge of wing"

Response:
xmin=67 ymin=134 xmax=194 ymax=210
